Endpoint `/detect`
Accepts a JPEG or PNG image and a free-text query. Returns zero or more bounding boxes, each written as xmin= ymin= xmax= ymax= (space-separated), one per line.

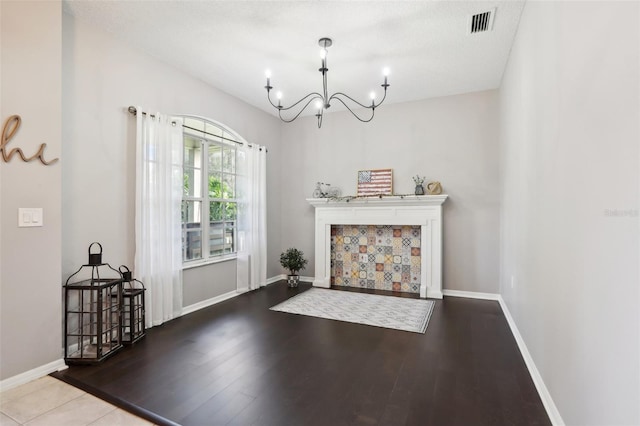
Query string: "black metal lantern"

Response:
xmin=119 ymin=265 xmax=146 ymax=345
xmin=63 ymin=243 xmax=123 ymax=364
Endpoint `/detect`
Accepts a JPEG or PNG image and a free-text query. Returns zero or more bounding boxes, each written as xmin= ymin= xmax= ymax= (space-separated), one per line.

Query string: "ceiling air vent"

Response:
xmin=469 ymin=9 xmax=495 ymax=34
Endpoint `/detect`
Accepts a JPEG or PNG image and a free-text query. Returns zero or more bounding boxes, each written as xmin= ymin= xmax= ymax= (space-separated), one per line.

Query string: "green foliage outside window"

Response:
xmin=184 ymin=174 xmax=237 ymax=222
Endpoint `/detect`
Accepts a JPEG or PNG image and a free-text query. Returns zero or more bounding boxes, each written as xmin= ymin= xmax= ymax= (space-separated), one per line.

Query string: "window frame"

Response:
xmin=179 ymin=115 xmax=247 ymax=268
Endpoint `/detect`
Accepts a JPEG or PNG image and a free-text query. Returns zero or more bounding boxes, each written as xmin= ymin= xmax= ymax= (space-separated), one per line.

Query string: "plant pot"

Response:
xmin=287 ymin=274 xmax=300 ymax=287
xmin=415 ymin=185 xmax=425 ymax=195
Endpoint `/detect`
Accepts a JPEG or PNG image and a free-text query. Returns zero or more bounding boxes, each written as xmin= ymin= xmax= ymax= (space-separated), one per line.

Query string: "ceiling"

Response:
xmin=63 ymin=0 xmax=525 ymax=117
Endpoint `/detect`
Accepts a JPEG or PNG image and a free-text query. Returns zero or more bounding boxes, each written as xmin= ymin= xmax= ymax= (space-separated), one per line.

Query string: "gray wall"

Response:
xmin=61 ymin=14 xmax=283 ymax=307
xmin=279 ymin=91 xmax=500 ymax=293
xmin=499 ymin=2 xmax=639 ymax=424
xmin=0 ymin=1 xmax=63 ymax=380
xmin=182 ymin=261 xmax=237 ymax=307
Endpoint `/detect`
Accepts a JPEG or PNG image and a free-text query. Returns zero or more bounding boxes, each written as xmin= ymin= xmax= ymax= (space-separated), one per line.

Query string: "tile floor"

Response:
xmin=0 ymin=376 xmax=153 ymax=426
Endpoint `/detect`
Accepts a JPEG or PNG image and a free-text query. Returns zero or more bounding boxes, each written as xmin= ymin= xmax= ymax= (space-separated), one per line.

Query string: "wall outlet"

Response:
xmin=510 ymin=275 xmax=515 ymax=289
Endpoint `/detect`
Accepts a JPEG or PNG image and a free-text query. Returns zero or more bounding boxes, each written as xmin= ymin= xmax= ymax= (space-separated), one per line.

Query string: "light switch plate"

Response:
xmin=18 ymin=208 xmax=43 ymax=227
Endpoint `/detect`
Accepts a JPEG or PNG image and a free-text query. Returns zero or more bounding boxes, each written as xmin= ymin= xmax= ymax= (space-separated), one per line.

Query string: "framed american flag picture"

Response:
xmin=357 ymin=169 xmax=393 ymax=196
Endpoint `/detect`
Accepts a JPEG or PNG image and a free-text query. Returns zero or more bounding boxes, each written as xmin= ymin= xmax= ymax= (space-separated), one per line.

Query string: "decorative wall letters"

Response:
xmin=1 ymin=115 xmax=59 ymax=165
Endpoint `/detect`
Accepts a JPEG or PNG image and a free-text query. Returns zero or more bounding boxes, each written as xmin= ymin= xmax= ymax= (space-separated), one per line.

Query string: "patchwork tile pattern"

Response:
xmin=330 ymin=225 xmax=421 ymax=294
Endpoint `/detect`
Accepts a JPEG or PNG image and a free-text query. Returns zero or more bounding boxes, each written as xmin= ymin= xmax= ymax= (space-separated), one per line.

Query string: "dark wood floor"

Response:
xmin=52 ymin=282 xmax=550 ymax=426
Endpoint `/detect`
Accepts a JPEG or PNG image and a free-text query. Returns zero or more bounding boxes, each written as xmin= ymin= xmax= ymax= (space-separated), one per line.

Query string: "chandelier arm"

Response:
xmin=374 ymin=88 xmax=389 ymax=108
xmin=331 ymin=96 xmax=376 ymax=123
xmin=278 ymin=96 xmax=323 ymax=123
xmin=268 ymin=91 xmax=324 ymax=112
xmin=330 ymin=87 xmax=389 ymax=110
xmin=329 ymin=92 xmax=374 ymax=110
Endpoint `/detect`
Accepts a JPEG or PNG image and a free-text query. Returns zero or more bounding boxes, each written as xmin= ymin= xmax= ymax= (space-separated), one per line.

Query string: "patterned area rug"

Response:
xmin=270 ymin=288 xmax=435 ymax=333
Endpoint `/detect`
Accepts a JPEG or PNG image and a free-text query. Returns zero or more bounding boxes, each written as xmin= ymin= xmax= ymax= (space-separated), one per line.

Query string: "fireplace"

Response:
xmin=307 ymin=195 xmax=447 ymax=299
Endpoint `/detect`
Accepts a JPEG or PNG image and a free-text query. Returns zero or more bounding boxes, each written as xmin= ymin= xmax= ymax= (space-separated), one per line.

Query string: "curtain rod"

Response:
xmin=127 ymin=106 xmax=267 ymax=152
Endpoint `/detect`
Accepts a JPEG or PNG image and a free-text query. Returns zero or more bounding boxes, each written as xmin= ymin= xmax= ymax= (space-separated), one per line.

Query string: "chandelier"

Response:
xmin=264 ymin=37 xmax=390 ymax=128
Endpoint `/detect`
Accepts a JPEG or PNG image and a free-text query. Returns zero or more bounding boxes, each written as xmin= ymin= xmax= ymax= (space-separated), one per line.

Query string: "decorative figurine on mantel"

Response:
xmin=312 ymin=181 xmax=341 ymax=198
xmin=413 ymin=175 xmax=426 ymax=195
xmin=426 ymin=181 xmax=443 ymax=195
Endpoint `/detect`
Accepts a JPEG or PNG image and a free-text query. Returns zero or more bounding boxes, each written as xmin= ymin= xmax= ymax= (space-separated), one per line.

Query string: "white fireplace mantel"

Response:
xmin=307 ymin=195 xmax=448 ymax=299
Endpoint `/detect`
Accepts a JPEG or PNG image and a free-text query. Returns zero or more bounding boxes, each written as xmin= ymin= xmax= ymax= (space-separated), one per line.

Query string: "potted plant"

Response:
xmin=279 ymin=248 xmax=308 ymax=288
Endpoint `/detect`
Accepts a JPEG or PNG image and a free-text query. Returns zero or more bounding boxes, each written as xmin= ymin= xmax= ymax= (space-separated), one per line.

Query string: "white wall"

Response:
xmin=499 ymin=2 xmax=639 ymax=424
xmin=0 ymin=1 xmax=62 ymax=380
xmin=61 ymin=14 xmax=283 ymax=305
xmin=279 ymin=91 xmax=500 ymax=293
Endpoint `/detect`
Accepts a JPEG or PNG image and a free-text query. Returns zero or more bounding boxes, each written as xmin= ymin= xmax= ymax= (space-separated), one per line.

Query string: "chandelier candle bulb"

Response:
xmin=265 ymin=69 xmax=272 ymax=90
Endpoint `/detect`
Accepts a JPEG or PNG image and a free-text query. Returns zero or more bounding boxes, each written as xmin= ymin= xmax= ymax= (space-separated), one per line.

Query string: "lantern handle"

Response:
xmin=88 ymin=242 xmax=103 ymax=255
xmin=119 ymin=265 xmax=133 ymax=281
xmin=88 ymin=242 xmax=104 ymax=265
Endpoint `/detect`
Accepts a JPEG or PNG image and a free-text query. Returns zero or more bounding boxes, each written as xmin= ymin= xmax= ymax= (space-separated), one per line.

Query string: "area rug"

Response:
xmin=270 ymin=288 xmax=435 ymax=333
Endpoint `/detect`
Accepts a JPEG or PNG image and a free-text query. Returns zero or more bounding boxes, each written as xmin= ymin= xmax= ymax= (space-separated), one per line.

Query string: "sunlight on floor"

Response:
xmin=0 ymin=376 xmax=154 ymax=426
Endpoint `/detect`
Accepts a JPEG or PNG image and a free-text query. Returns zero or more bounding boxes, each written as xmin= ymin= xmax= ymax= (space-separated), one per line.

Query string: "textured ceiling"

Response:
xmin=63 ymin=0 xmax=525 ymax=117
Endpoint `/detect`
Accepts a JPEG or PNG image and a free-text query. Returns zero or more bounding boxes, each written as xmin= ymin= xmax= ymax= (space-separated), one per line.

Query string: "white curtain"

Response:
xmin=134 ymin=108 xmax=183 ymax=327
xmin=236 ymin=143 xmax=267 ymax=292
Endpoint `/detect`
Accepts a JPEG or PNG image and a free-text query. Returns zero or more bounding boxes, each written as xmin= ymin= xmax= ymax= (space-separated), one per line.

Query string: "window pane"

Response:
xmin=184 ymin=230 xmax=202 ymax=261
xmin=184 ymin=137 xmax=202 ymax=197
xmin=209 ymin=222 xmax=224 ymax=256
xmin=223 ymin=147 xmax=235 ymax=173
xmin=209 ymin=175 xmax=223 ymax=199
xmin=225 ymin=202 xmax=237 ymax=220
xmin=184 ymin=136 xmax=202 ymax=167
xmin=182 ymin=200 xmax=202 ymax=225
xmin=184 ymin=167 xmax=202 ymax=197
xmin=184 ymin=118 xmax=205 ymax=132
xmin=208 ymin=144 xmax=222 ymax=172
xmin=210 ymin=201 xmax=223 ymax=222
xmin=223 ymin=131 xmax=239 ymax=144
xmin=224 ymin=226 xmax=235 ymax=253
xmin=223 ymin=175 xmax=235 ymax=199
xmin=205 ymin=122 xmax=223 ymax=138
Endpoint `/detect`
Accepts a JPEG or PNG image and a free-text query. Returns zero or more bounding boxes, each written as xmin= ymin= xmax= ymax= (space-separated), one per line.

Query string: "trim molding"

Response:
xmin=0 ymin=358 xmax=67 ymax=392
xmin=181 ymin=290 xmax=240 ymax=316
xmin=266 ymin=275 xmax=315 ymax=284
xmin=266 ymin=274 xmax=285 ymax=285
xmin=498 ymin=296 xmax=565 ymax=426
xmin=442 ymin=289 xmax=500 ymax=300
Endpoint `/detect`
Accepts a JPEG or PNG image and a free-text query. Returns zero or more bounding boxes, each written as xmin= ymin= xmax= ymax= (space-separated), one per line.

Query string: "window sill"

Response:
xmin=183 ymin=254 xmax=237 ymax=270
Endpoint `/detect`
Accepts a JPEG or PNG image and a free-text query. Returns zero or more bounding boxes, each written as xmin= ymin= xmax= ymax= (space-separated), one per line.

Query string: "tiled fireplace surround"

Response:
xmin=308 ymin=195 xmax=447 ymax=299
xmin=330 ymin=225 xmax=423 ymax=293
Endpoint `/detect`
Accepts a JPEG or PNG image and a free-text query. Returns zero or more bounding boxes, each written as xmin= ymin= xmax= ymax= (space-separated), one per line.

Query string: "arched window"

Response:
xmin=180 ymin=116 xmax=247 ymax=265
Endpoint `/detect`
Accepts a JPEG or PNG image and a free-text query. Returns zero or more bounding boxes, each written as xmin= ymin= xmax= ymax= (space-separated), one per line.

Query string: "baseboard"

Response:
xmin=498 ymin=296 xmax=565 ymax=426
xmin=266 ymin=274 xmax=286 ymax=285
xmin=0 ymin=358 xmax=67 ymax=392
xmin=266 ymin=274 xmax=314 ymax=284
xmin=181 ymin=290 xmax=240 ymax=316
xmin=442 ymin=289 xmax=500 ymax=301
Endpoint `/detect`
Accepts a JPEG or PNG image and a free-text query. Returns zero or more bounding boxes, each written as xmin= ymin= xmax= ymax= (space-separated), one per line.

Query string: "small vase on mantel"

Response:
xmin=415 ymin=185 xmax=425 ymax=195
